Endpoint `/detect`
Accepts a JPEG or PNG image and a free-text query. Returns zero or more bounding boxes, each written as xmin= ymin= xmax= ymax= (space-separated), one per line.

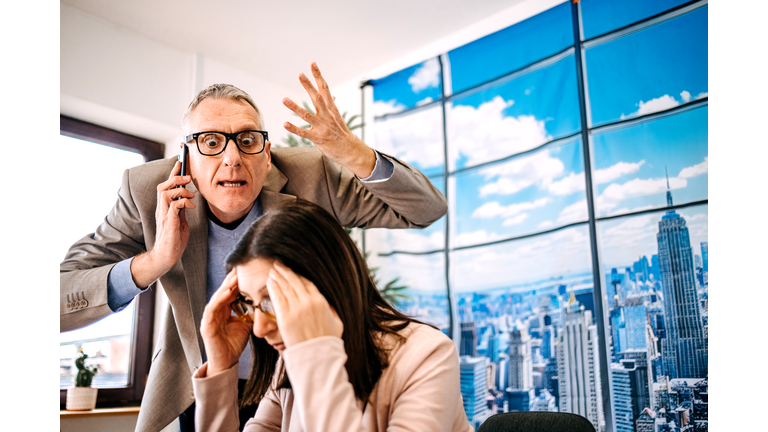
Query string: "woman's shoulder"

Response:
xmin=386 ymin=322 xmax=456 ymax=365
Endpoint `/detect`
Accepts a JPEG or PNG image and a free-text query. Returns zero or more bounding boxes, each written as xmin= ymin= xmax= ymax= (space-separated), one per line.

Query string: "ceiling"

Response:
xmin=61 ymin=0 xmax=527 ymax=89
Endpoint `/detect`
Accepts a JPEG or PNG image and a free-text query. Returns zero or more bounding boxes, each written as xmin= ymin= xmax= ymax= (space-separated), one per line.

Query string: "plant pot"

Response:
xmin=66 ymin=386 xmax=98 ymax=411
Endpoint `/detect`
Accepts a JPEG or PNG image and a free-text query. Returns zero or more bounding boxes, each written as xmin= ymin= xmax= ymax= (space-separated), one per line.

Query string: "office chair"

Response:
xmin=477 ymin=412 xmax=597 ymax=432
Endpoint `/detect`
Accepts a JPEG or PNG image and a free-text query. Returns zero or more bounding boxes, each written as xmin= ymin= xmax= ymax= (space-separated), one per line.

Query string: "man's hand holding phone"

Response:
xmin=128 ymin=144 xmax=196 ymax=288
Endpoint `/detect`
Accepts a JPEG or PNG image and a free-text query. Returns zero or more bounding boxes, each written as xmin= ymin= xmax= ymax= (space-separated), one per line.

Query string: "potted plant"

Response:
xmin=66 ymin=349 xmax=99 ymax=411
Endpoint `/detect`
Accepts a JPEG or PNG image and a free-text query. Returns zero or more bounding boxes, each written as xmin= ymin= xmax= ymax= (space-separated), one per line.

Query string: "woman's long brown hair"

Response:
xmin=225 ymin=200 xmax=422 ymax=407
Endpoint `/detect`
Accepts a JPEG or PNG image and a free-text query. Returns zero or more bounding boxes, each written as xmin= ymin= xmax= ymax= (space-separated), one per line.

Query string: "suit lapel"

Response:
xmin=179 ymin=179 xmax=208 ymax=366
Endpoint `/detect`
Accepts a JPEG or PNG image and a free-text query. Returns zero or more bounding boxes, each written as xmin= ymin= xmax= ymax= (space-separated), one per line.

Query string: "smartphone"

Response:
xmin=174 ymin=144 xmax=188 ymax=200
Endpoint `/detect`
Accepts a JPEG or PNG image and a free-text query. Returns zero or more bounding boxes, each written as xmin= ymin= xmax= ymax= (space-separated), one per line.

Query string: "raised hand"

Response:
xmin=201 ymin=269 xmax=252 ymax=376
xmin=266 ymin=262 xmax=343 ymax=349
xmin=282 ymin=62 xmax=376 ymax=178
xmin=130 ymin=159 xmax=196 ymax=288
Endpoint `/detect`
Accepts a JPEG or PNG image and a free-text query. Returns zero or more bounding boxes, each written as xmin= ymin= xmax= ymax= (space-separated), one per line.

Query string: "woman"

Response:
xmin=194 ymin=200 xmax=472 ymax=431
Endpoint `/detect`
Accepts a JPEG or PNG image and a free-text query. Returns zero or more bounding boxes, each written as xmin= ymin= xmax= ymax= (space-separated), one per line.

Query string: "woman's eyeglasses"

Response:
xmin=230 ymin=293 xmax=275 ymax=322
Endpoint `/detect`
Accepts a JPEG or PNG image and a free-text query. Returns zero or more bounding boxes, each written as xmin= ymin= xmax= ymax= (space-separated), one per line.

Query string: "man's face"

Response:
xmin=185 ymin=98 xmax=271 ymax=223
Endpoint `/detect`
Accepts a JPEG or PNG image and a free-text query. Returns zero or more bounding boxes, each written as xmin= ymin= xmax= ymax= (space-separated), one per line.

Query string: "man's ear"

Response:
xmin=265 ymin=141 xmax=272 ymax=171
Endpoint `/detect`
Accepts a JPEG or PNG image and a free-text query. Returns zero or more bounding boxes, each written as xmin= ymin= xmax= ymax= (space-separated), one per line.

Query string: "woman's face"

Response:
xmin=236 ymin=257 xmax=285 ymax=351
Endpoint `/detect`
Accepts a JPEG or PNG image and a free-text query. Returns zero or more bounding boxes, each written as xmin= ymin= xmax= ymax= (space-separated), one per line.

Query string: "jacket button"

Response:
xmin=81 ymin=299 xmax=89 ymax=308
xmin=189 ymin=391 xmax=195 ymax=400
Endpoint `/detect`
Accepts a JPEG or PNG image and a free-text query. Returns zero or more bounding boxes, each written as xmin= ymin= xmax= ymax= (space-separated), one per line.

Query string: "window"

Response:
xmin=59 ymin=115 xmax=163 ymax=407
xmin=367 ymin=1 xmax=708 ymax=431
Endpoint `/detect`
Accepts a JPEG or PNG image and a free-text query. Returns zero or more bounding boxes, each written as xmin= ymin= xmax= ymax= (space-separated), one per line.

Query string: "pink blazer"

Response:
xmin=193 ymin=322 xmax=473 ymax=431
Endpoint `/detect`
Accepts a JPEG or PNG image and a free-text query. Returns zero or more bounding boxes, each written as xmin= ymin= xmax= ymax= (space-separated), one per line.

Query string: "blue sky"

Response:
xmin=452 ymin=139 xmax=587 ymax=248
xmin=580 ymin=0 xmax=692 ymax=40
xmin=369 ymin=1 xmax=707 ymax=300
xmin=446 ymin=1 xmax=572 ymax=95
xmin=448 ymin=55 xmax=580 ymax=171
xmin=372 ymin=57 xmax=442 ymax=114
xmin=585 ymin=6 xmax=708 ymax=126
xmin=591 ymin=105 xmax=708 ymax=216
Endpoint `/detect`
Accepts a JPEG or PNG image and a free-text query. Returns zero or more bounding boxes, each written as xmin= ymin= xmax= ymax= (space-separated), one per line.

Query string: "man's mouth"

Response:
xmin=219 ymin=181 xmax=246 ymax=187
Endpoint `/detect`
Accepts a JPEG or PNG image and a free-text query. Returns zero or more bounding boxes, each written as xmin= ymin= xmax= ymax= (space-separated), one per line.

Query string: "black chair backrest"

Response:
xmin=477 ymin=412 xmax=597 ymax=432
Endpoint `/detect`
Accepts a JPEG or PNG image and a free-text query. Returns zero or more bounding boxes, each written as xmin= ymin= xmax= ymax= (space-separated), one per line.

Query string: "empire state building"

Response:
xmin=656 ymin=175 xmax=708 ymax=379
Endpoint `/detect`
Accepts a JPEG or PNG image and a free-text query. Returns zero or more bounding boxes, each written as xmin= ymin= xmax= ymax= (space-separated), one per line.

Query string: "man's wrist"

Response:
xmin=130 ymin=251 xmax=167 ymax=289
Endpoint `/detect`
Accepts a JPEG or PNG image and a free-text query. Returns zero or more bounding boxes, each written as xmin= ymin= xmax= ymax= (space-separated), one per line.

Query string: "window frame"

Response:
xmin=59 ymin=115 xmax=164 ymax=408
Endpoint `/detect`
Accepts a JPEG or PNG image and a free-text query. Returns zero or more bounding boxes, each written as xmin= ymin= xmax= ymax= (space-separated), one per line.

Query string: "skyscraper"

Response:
xmin=610 ymin=363 xmax=634 ymax=432
xmin=507 ymin=329 xmax=533 ymax=390
xmin=656 ymin=182 xmax=708 ymax=379
xmin=460 ymin=356 xmax=489 ymax=429
xmin=460 ymin=321 xmax=479 ymax=357
xmin=700 ymin=241 xmax=708 ymax=273
xmin=556 ymin=305 xmax=605 ymax=432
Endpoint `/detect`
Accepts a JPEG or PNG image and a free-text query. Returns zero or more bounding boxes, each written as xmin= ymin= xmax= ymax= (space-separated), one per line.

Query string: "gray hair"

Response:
xmin=182 ymin=83 xmax=264 ymax=133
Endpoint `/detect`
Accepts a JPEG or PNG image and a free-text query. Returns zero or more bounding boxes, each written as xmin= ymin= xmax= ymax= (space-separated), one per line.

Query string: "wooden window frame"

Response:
xmin=59 ymin=115 xmax=164 ymax=408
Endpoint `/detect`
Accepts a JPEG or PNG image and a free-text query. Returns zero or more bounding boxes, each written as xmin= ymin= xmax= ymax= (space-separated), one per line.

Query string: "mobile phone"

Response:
xmin=174 ymin=144 xmax=188 ymax=200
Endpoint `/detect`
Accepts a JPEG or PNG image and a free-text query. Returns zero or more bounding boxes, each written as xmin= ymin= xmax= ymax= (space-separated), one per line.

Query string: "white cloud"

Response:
xmin=502 ymin=213 xmax=529 ymax=227
xmin=478 ymin=149 xmax=565 ymax=197
xmin=596 ymin=157 xmax=708 ymax=214
xmin=452 ymin=227 xmax=592 ymax=291
xmin=548 ymin=172 xmax=584 ymax=196
xmin=416 ymin=97 xmax=434 ymax=106
xmin=635 ymin=95 xmax=680 ymax=116
xmin=546 ymin=160 xmax=645 ymax=197
xmin=450 ymin=96 xmax=551 ymax=168
xmin=599 ymin=176 xmax=688 ymax=211
xmin=472 ymin=197 xmax=551 ymax=219
xmin=537 ymin=220 xmax=553 ymax=229
xmin=453 ymin=230 xmax=504 ymax=248
xmin=696 ymin=92 xmax=708 ymax=100
xmin=372 ymin=104 xmax=444 ymax=169
xmin=408 ymin=58 xmax=441 ymax=93
xmin=556 ymin=200 xmax=588 ymax=224
xmin=678 ymin=157 xmax=708 ymax=178
xmin=681 ymin=91 xmax=691 ymax=103
xmin=372 ymin=99 xmax=405 ymax=117
xmin=595 ymin=160 xmax=645 ymax=184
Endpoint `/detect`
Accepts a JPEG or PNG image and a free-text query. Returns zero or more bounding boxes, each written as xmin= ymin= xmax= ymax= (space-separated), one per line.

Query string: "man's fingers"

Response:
xmin=161 ymin=186 xmax=195 ymax=202
xmin=283 ymin=97 xmax=315 ymax=123
xmin=311 ymin=63 xmax=346 ymax=126
xmin=283 ymin=121 xmax=317 ymax=141
xmin=298 ymin=72 xmax=328 ymax=115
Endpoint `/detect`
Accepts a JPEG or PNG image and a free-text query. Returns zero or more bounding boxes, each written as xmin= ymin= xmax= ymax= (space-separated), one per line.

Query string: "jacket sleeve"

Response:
xmin=281 ymin=329 xmax=470 ymax=432
xmin=60 ymin=166 xmax=151 ymax=332
xmin=275 ymin=148 xmax=447 ymax=229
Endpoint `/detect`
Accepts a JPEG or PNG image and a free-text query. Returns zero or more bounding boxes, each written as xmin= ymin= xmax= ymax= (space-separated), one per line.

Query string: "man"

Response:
xmin=60 ymin=63 xmax=446 ymax=431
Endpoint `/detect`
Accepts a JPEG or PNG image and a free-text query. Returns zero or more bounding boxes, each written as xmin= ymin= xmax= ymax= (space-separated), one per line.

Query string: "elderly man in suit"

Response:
xmin=60 ymin=63 xmax=446 ymax=432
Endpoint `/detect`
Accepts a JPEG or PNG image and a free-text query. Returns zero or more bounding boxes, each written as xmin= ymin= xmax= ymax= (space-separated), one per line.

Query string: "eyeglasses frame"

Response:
xmin=184 ymin=130 xmax=269 ymax=156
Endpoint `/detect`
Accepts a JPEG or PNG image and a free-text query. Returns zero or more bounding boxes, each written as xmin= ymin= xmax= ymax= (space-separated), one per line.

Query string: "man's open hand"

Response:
xmin=282 ymin=62 xmax=376 ymax=178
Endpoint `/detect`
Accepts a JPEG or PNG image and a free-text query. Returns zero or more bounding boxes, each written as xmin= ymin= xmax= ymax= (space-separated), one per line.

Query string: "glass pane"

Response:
xmin=367 ymin=176 xmax=445 ymax=254
xmin=447 ymin=2 xmax=573 ymax=95
xmin=585 ymin=6 xmax=708 ymax=126
xmin=58 ymin=135 xmax=145 ymax=389
xmin=372 ymin=104 xmax=444 ymax=177
xmin=597 ymin=204 xmax=708 ymax=432
xmin=450 ymin=226 xmax=605 ymax=430
xmin=371 ymin=252 xmax=449 ymax=333
xmin=448 ymin=55 xmax=580 ymax=171
xmin=372 ymin=57 xmax=442 ymax=115
xmin=581 ymin=0 xmax=692 ymax=40
xmin=452 ymin=139 xmax=587 ymax=248
xmin=591 ymin=105 xmax=708 ymax=218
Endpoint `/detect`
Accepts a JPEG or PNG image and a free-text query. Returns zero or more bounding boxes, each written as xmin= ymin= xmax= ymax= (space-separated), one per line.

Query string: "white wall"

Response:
xmin=61 ymin=3 xmax=307 ymax=159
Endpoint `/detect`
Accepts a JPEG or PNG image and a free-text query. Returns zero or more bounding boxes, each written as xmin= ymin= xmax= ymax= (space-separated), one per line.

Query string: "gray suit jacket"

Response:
xmin=60 ymin=146 xmax=446 ymax=432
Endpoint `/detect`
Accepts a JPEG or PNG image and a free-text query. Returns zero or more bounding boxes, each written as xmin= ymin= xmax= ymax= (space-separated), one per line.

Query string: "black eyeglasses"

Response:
xmin=184 ymin=130 xmax=268 ymax=156
xmin=230 ymin=293 xmax=275 ymax=322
